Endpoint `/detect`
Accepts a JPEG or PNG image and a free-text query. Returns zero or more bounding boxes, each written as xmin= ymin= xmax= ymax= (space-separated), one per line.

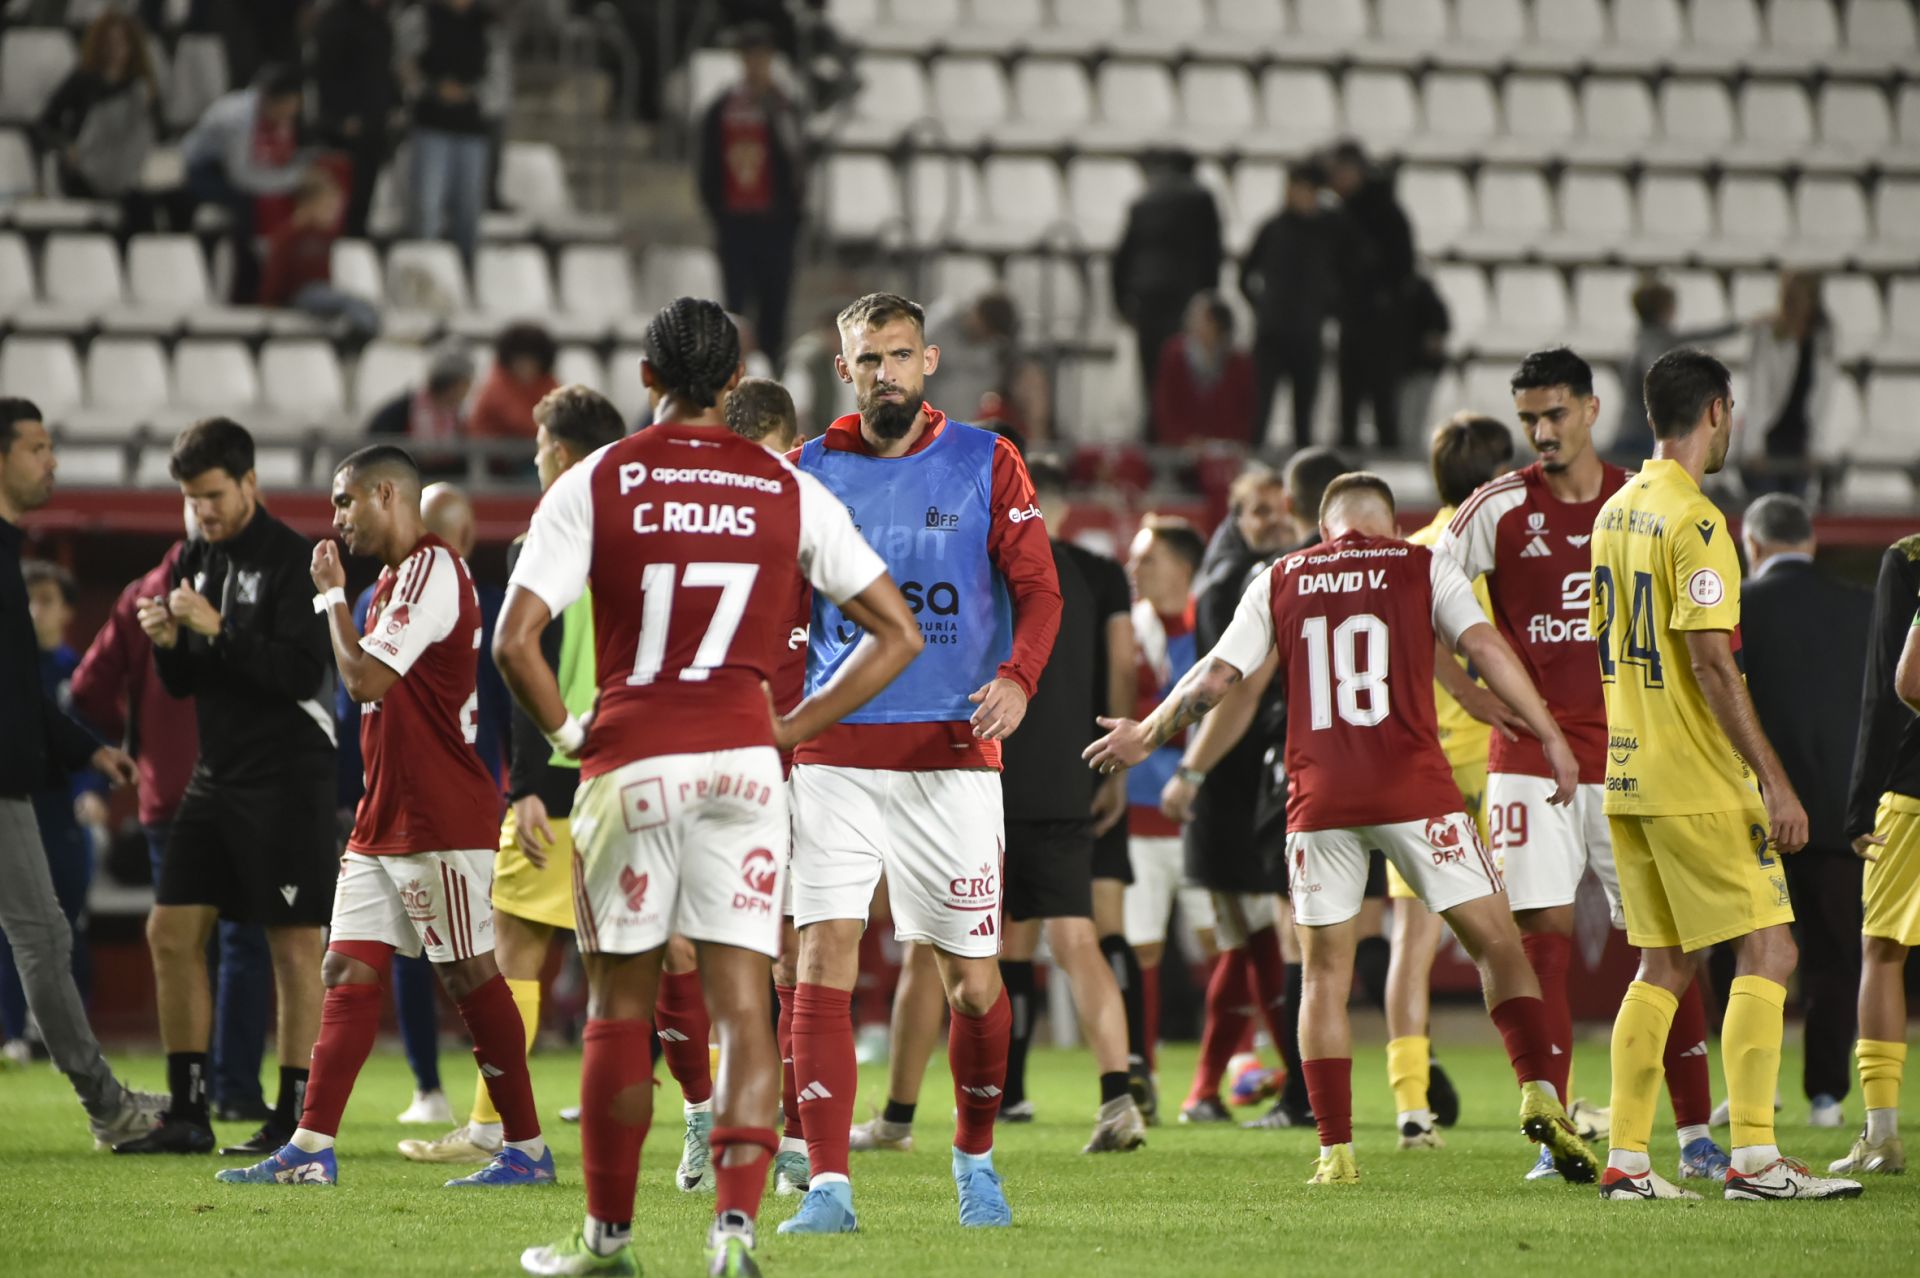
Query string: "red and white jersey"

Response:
xmin=509 ymin=423 xmax=886 ymax=781
xmin=1212 ymin=531 xmax=1488 ymax=833
xmin=350 ymin=532 xmax=503 ymax=856
xmin=1435 ymin=461 xmax=1629 ymax=783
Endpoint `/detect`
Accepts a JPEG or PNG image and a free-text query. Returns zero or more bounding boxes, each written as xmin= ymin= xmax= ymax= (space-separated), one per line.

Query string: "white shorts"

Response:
xmin=1286 ymin=812 xmax=1501 ymax=927
xmin=568 ymin=748 xmax=787 ymax=959
xmin=331 ymin=848 xmax=495 ymax=962
xmin=1123 ymin=834 xmax=1217 ymax=946
xmin=789 ymin=765 xmax=1003 ymax=959
xmin=1210 ymin=891 xmax=1282 ymax=950
xmin=1490 ymin=776 xmax=1622 ymax=927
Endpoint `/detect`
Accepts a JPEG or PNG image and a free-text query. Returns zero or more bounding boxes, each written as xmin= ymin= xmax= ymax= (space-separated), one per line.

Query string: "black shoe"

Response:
xmin=113 ymin=1115 xmax=215 ymax=1154
xmin=213 ymin=1098 xmax=274 ymax=1124
xmin=1430 ymin=1060 xmax=1461 ymax=1128
xmin=219 ymin=1122 xmax=293 ymax=1157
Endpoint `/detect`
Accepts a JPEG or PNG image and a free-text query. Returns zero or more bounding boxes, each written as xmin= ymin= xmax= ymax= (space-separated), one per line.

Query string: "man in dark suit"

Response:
xmin=1739 ymin=493 xmax=1874 ymax=1128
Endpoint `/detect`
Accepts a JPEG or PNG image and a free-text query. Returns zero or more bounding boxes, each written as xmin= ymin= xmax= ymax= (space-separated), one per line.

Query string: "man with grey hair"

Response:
xmin=1738 ymin=493 xmax=1874 ymax=1129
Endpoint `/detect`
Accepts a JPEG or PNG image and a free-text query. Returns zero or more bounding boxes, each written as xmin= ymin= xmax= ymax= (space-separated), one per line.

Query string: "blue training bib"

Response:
xmin=799 ymin=422 xmax=1013 ymax=724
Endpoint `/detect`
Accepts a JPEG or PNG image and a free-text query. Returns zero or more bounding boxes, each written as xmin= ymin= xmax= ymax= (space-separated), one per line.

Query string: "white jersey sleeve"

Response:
xmin=1210 ymin=564 xmax=1277 ymax=676
xmin=508 ymin=448 xmax=603 ymax=617
xmin=1429 ymin=549 xmax=1489 ymax=650
xmin=361 ymin=546 xmax=459 ymax=677
xmin=794 ymin=468 xmax=886 ymax=605
xmin=1437 ymin=478 xmax=1524 ymax=580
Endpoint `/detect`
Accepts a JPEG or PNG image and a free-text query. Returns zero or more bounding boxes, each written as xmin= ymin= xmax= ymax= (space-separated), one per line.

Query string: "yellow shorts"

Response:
xmin=492 ymin=805 xmax=577 ymax=931
xmin=1388 ymin=755 xmax=1488 ymax=900
xmin=1862 ymin=792 xmax=1920 ymax=947
xmin=1609 ymin=808 xmax=1793 ymax=952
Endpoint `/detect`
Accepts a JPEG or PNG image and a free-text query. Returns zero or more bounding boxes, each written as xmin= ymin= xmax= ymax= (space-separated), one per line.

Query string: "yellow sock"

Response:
xmin=1386 ymin=1035 xmax=1431 ymax=1115
xmin=471 ymin=978 xmax=542 ymax=1126
xmin=1858 ymin=1039 xmax=1908 ymax=1113
xmin=1607 ymin=981 xmax=1677 ymax=1154
xmin=1723 ymin=975 xmax=1786 ymax=1150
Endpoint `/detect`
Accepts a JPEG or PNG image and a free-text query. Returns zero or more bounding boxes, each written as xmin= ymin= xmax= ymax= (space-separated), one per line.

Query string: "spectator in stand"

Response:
xmin=1150 ymin=292 xmax=1255 ymax=448
xmin=1112 ymin=148 xmax=1224 ymax=413
xmin=779 ymin=305 xmax=855 ymax=435
xmin=0 ymin=561 xmax=106 ymax=1061
xmin=259 ymin=170 xmax=380 ymax=341
xmin=1325 ymin=141 xmax=1415 ymax=451
xmin=180 ymin=65 xmax=312 ymax=303
xmin=366 ymin=343 xmax=473 ymax=479
xmin=698 ymin=22 xmax=805 ymax=358
xmin=1737 ymin=271 xmax=1838 ymax=499
xmin=1240 ymin=163 xmax=1338 ymax=449
xmin=33 ymin=10 xmax=163 ymax=230
xmin=309 ymin=0 xmax=403 ymax=240
xmin=1612 ymin=277 xmax=1739 ymax=464
xmin=399 ymin=0 xmax=496 ymax=264
xmin=925 ymin=290 xmax=1016 ymax=427
xmin=469 ymin=322 xmax=559 ymax=444
xmin=1399 ymin=273 xmax=1452 ymax=449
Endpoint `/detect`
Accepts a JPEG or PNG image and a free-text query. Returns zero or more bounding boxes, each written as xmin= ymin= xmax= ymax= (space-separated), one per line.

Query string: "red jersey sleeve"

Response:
xmin=985 ymin=435 xmax=1061 ymax=699
xmin=70 ymin=580 xmax=140 ymax=740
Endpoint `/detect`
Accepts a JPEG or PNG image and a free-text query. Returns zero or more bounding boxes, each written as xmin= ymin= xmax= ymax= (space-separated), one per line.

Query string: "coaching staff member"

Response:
xmin=118 ymin=419 xmax=337 ymax=1156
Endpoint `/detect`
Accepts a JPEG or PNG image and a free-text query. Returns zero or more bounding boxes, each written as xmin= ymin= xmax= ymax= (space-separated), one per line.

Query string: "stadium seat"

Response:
xmin=973 ymin=156 xmax=1064 ymax=250
xmin=1398 ymin=164 xmax=1473 ymax=253
xmin=930 ymin=57 xmax=1010 ymax=143
xmin=1466 ymin=168 xmax=1553 ymax=254
xmin=1496 ymin=75 xmax=1580 ymax=157
xmin=1578 ymin=78 xmax=1658 ymax=161
xmin=969 ymin=0 xmax=1045 ymax=30
xmin=1295 ymin=0 xmax=1370 ymax=47
xmin=1374 ymin=0 xmax=1469 ymax=65
xmin=1341 ymin=70 xmax=1418 ymax=151
xmin=558 ymin=244 xmax=636 ymax=324
xmin=1228 ymin=161 xmax=1284 ymax=249
xmin=1611 ymin=0 xmax=1696 ymax=62
xmin=1792 ymin=175 xmax=1871 ymax=264
xmin=172 ymin=339 xmax=261 ymax=415
xmin=1431 ymin=263 xmax=1490 ymax=349
xmin=638 ymin=245 xmax=724 ymax=307
xmin=473 ymin=243 xmax=556 ymax=318
xmin=1093 ymin=61 xmax=1179 ymax=146
xmin=1820 ymin=273 xmax=1888 ymax=359
xmin=1568 ymin=265 xmax=1640 ymax=358
xmin=1898 ymin=84 xmax=1920 ymax=148
xmin=905 ymin=154 xmax=983 ymax=247
xmin=1455 ymin=0 xmax=1529 ymax=52
xmin=497 ymin=142 xmax=572 ymax=220
xmin=554 ymin=345 xmax=607 ymax=396
xmin=1687 ymin=0 xmax=1767 ymax=55
xmin=927 ymin=253 xmax=1000 ymax=311
xmin=1483 ymin=265 xmax=1572 ymax=352
xmin=832 ymin=54 xmax=925 ymax=147
xmin=164 ymin=33 xmax=228 ymax=131
xmin=386 ymin=240 xmax=471 ymax=312
xmin=1712 ymin=175 xmax=1794 ymax=263
xmin=1736 ymin=81 xmax=1817 ymax=165
xmin=0 ymin=336 xmax=84 ymax=421
xmin=1004 ymin=253 xmax=1087 ymax=341
xmin=1544 ymin=170 xmax=1635 ymax=259
xmin=1009 ymin=59 xmax=1094 ymax=145
xmin=1854 ymin=373 xmax=1920 ymax=479
xmin=260 ymin=339 xmax=347 ymax=423
xmin=1816 ymin=82 xmax=1893 ymax=162
xmin=82 ymin=336 xmax=171 ymax=420
xmin=352 ymin=340 xmax=427 ymax=414
xmin=1178 ymin=65 xmax=1260 ymax=148
xmin=0 ymin=128 xmax=34 ymax=200
xmin=1844 ymin=0 xmax=1919 ymax=71
xmin=606 ymin=345 xmax=646 ymax=419
xmin=0 ymin=27 xmax=76 ymax=123
xmin=1878 ymin=277 xmax=1920 ymax=362
xmin=1419 ymin=72 xmax=1500 ymax=159
xmin=1657 ymin=79 xmax=1737 ymax=157
xmin=1868 ymin=178 xmax=1920 ymax=266
xmin=1628 ymin=174 xmax=1714 ymax=261
xmin=1670 ymin=268 xmax=1733 ymax=330
xmin=1766 ymin=0 xmax=1841 ymax=56
xmin=0 ymin=232 xmax=34 ymax=310
xmin=1459 ymin=360 xmax=1525 ymax=425
xmin=124 ymin=234 xmax=213 ymax=316
xmin=1065 ymin=157 xmax=1145 ymax=251
xmin=25 ymin=232 xmax=123 ymax=328
xmin=822 ymin=153 xmax=901 ymax=243
xmin=330 ymin=239 xmax=384 ymax=304
xmin=1211 ymin=0 xmax=1288 ymax=37
xmin=1259 ymin=68 xmax=1340 ymax=150
xmin=1525 ymin=0 xmax=1614 ymax=69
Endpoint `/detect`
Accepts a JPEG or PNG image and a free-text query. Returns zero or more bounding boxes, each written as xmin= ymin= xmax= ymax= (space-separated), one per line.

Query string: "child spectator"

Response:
xmin=259 ymin=170 xmax=380 ymax=341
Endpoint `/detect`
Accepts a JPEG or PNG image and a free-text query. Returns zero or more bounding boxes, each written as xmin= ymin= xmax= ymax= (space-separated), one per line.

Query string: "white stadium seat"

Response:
xmin=1065 ymin=157 xmax=1144 ymax=250
xmin=1531 ymin=0 xmax=1610 ymax=48
xmin=1228 ymin=161 xmax=1284 ymax=247
xmin=0 ymin=27 xmax=76 ymax=122
xmin=1341 ymin=70 xmax=1419 ymax=149
xmin=1432 ymin=264 xmax=1490 ymax=347
xmin=498 ymin=142 xmax=574 ymax=219
xmin=1857 ymin=372 xmax=1920 ymax=466
xmin=0 ymin=336 xmax=84 ymax=419
xmin=607 ymin=345 xmax=646 ymax=418
xmin=638 ymin=246 xmax=724 ymax=307
xmin=1580 ymin=78 xmax=1657 ymax=152
xmin=1501 ymin=75 xmax=1579 ymax=148
xmin=84 ymin=337 xmax=172 ymax=415
xmin=906 ymin=154 xmax=984 ymax=246
xmin=1818 ymin=82 xmax=1893 ymax=156
xmin=1398 ymin=164 xmax=1473 ymax=252
xmin=1296 ymin=0 xmax=1369 ymax=40
xmin=1421 ymin=72 xmax=1500 ymax=153
xmin=1094 ymin=61 xmax=1179 ymax=137
xmin=172 ymin=340 xmax=260 ymax=415
xmin=1377 ymin=0 xmax=1450 ymax=43
xmin=1738 ymin=81 xmax=1816 ymax=156
xmin=1487 ymin=265 xmax=1572 ymax=346
xmin=1871 ymin=179 xmax=1920 ymax=258
xmin=1569 ymin=266 xmax=1640 ymax=354
xmin=1670 ymin=268 xmax=1732 ymax=328
xmin=976 ymin=157 xmax=1063 ymax=248
xmin=1659 ymin=79 xmax=1737 ymax=150
xmin=0 ymin=232 xmax=34 ymax=309
xmin=353 ymin=341 xmax=427 ymax=414
xmin=1469 ymin=168 xmax=1553 ymax=249
xmin=554 ymin=346 xmax=607 ymax=396
xmin=125 ymin=235 xmax=212 ymax=313
xmin=473 ymin=243 xmax=555 ymax=317
xmin=0 ymin=128 xmax=35 ymax=200
xmin=1631 ymin=175 xmax=1714 ymax=258
xmin=1212 ymin=0 xmax=1287 ymax=36
xmin=1550 ymin=170 xmax=1635 ymax=257
xmin=1260 ymin=68 xmax=1340 ymax=145
xmin=558 ymin=244 xmax=636 ymax=322
xmin=1713 ymin=175 xmax=1793 ymax=256
xmin=1688 ymin=0 xmax=1765 ymax=51
xmin=386 ymin=240 xmax=470 ymax=311
xmin=1612 ymin=0 xmax=1687 ymax=49
xmin=926 ymin=253 xmax=999 ymax=311
xmin=1845 ymin=0 xmax=1919 ymax=58
xmin=1794 ymin=176 xmax=1871 ymax=261
xmin=930 ymin=57 xmax=1010 ymax=141
xmin=1134 ymin=0 xmax=1209 ymax=37
xmin=1178 ymin=65 xmax=1260 ymax=142
xmin=1456 ymin=0 xmax=1529 ymax=47
xmin=1010 ymin=59 xmax=1094 ymax=136
xmin=1823 ymin=273 xmax=1887 ymax=359
xmin=330 ymin=240 xmax=384 ymax=305
xmin=36 ymin=233 xmax=123 ymax=323
xmin=849 ymin=55 xmax=927 ymax=126
xmin=822 ymin=153 xmax=901 ymax=242
xmin=164 ymin=33 xmax=227 ymax=131
xmin=1767 ymin=0 xmax=1840 ymax=52
xmin=259 ymin=339 xmax=347 ymax=422
xmin=970 ymin=0 xmax=1045 ymax=27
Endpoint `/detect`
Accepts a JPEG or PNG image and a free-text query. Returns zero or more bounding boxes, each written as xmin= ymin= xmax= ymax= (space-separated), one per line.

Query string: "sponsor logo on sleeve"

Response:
xmin=1007 ymin=504 xmax=1043 ymax=523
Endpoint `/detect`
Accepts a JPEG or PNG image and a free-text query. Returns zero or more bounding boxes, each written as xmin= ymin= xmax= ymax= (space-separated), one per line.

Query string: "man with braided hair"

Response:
xmin=505 ymin=299 xmax=923 ymax=1278
xmin=782 ymin=293 xmax=1063 ymax=1235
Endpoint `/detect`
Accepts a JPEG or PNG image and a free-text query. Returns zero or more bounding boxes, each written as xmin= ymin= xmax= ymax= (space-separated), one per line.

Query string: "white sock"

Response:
xmin=685 ymin=1098 xmax=712 ymax=1116
xmin=1606 ymin=1148 xmax=1650 ymax=1175
xmin=505 ymin=1135 xmax=547 ymax=1160
xmin=584 ymin=1216 xmax=630 ymax=1257
xmin=1731 ymin=1143 xmax=1781 ymax=1175
xmin=1530 ymin=1079 xmax=1561 ymax=1103
xmin=779 ymin=1135 xmax=807 ymax=1156
xmin=809 ymin=1171 xmax=850 ymax=1188
xmin=1676 ymin=1123 xmax=1710 ymax=1149
xmin=1396 ymin=1109 xmax=1433 ymax=1130
xmin=470 ymin=1120 xmax=503 ymax=1143
xmin=289 ymin=1128 xmax=333 ymax=1153
xmin=1866 ymin=1107 xmax=1899 ymax=1143
xmin=1318 ymin=1144 xmax=1335 ymax=1159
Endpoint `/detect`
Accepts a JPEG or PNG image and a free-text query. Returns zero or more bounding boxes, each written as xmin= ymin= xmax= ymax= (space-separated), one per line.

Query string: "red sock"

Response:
xmin=1141 ymin=962 xmax=1161 ymax=1071
xmin=581 ymin=1018 xmax=653 ymax=1226
xmin=791 ymin=983 xmax=856 ymax=1178
xmin=298 ymin=980 xmax=382 ymax=1138
xmin=1489 ymin=995 xmax=1554 ymax=1088
xmin=950 ymin=988 xmax=1011 ymax=1156
xmin=1244 ymin=925 xmax=1291 ymax=1054
xmin=1520 ymin=932 xmax=1574 ymax=1098
xmin=456 ymin=973 xmax=542 ymax=1143
xmin=1664 ymin=978 xmax=1713 ymax=1128
xmin=1301 ymin=1057 xmax=1353 ymax=1146
xmin=775 ymin=983 xmax=804 ymax=1141
xmin=1189 ymin=949 xmax=1253 ymax=1105
xmin=656 ymin=969 xmax=714 ymax=1105
xmin=711 ymin=1125 xmax=777 ymax=1220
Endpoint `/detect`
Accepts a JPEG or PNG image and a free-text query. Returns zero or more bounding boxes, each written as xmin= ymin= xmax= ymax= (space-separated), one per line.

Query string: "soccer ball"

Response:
xmin=1227 ymin=1052 xmax=1283 ymax=1107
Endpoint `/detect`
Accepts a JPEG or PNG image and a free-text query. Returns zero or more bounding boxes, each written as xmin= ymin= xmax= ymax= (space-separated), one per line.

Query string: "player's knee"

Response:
xmin=1864 ymin=936 xmax=1909 ymax=966
xmin=946 ymin=970 xmax=1002 ymax=1018
xmin=145 ymin=913 xmax=199 ymax=965
xmin=321 ymin=949 xmax=379 ymax=988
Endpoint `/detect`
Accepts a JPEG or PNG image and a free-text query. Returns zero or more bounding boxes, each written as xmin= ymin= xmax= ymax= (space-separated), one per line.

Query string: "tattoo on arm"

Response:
xmin=1149 ymin=659 xmax=1243 ymax=747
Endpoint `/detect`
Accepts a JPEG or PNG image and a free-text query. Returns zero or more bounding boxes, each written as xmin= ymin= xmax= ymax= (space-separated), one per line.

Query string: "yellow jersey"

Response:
xmin=1408 ymin=506 xmax=1494 ymax=772
xmin=1589 ymin=459 xmax=1761 ymax=816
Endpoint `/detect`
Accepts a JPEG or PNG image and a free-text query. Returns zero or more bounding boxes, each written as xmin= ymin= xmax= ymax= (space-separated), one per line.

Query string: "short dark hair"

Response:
xmin=723 ymin=377 xmax=798 ymax=445
xmin=1743 ymin=493 xmax=1814 ymax=548
xmin=257 ymin=62 xmax=304 ymax=100
xmin=1284 ymin=446 xmax=1350 ymax=524
xmin=972 ymin=290 xmax=1019 ymax=340
xmin=169 ymin=417 xmax=254 ymax=483
xmin=1227 ymin=461 xmax=1282 ymax=514
xmin=532 ymin=384 xmax=625 ymax=457
xmin=21 ymin=558 xmax=76 ymax=606
xmin=1643 ymin=347 xmax=1731 ymax=440
xmin=1510 ymin=347 xmax=1594 ymax=399
xmin=837 ymin=292 xmax=926 ymax=339
xmin=1328 ymin=139 xmax=1368 ymax=169
xmin=1141 ymin=515 xmax=1205 ymax=573
xmin=1430 ymin=412 xmax=1515 ymax=507
xmin=1027 ymin=453 xmax=1068 ymax=502
xmin=1320 ymin=471 xmax=1396 ymax=522
xmin=1632 ymin=278 xmax=1675 ymax=325
xmin=1189 ymin=290 xmax=1235 ymax=338
xmin=1 ymin=397 xmax=42 ymax=451
xmin=494 ymin=322 xmax=558 ymax=375
xmin=645 ymin=297 xmax=742 ymax=410
xmin=335 ymin=443 xmax=421 ymax=490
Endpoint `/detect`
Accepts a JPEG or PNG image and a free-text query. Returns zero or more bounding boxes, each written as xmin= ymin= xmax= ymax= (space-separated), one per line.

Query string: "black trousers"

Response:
xmin=1784 ymin=849 xmax=1863 ymax=1102
xmin=324 ymin=123 xmax=391 ymax=241
xmin=1336 ymin=306 xmax=1403 ymax=450
xmin=716 ymin=215 xmax=798 ymax=357
xmin=1253 ymin=328 xmax=1322 ymax=449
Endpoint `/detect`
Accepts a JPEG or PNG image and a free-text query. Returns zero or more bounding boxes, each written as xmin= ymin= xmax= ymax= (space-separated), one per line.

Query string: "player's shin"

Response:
xmin=775 ymin=983 xmax=803 ymax=1141
xmin=657 ymin=969 xmax=715 ymax=1106
xmin=1189 ymin=950 xmax=1253 ymax=1105
xmin=951 ymin=988 xmax=1012 ymax=1156
xmin=1518 ymin=931 xmax=1574 ymax=1099
xmin=790 ymin=983 xmax=857 ymax=1182
xmin=1606 ymin=982 xmax=1678 ymax=1172
xmin=456 ymin=973 xmax=543 ymax=1152
xmin=580 ymin=1019 xmax=653 ymax=1255
xmin=1386 ymin=1035 xmax=1431 ymax=1120
xmin=295 ymin=971 xmax=386 ymax=1151
xmin=999 ymin=959 xmax=1036 ymax=1109
xmin=712 ymin=1127 xmax=778 ymax=1225
xmin=1301 ymin=1058 xmax=1353 ymax=1150
xmin=471 ymin=977 xmax=540 ymax=1129
xmin=1723 ymin=975 xmax=1787 ymax=1166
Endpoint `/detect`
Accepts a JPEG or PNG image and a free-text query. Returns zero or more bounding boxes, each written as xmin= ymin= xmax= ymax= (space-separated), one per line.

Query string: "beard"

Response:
xmin=862 ymin=390 xmax=925 ymax=441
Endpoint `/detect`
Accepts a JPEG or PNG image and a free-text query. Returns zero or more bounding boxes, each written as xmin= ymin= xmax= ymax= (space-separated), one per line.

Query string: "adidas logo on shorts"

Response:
xmin=968 ymin=916 xmax=997 ymax=938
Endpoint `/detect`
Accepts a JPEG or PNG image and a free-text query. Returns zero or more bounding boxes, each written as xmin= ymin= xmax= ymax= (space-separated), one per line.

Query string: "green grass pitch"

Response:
xmin=1 ymin=1036 xmax=1912 ymax=1276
